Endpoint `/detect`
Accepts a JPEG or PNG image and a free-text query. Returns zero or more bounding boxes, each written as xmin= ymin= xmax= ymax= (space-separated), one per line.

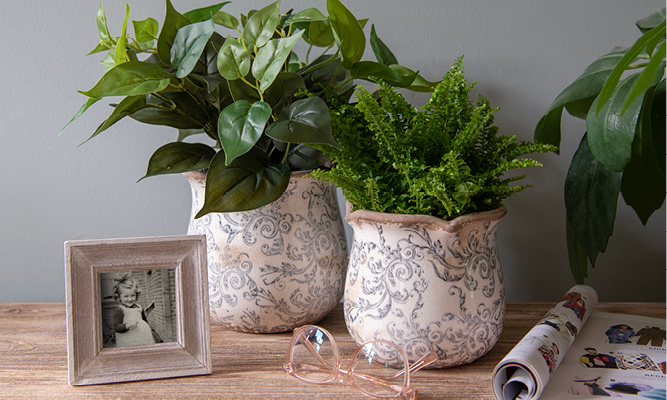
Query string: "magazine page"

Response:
xmin=492 ymin=285 xmax=599 ymax=400
xmin=539 ymin=312 xmax=666 ymax=400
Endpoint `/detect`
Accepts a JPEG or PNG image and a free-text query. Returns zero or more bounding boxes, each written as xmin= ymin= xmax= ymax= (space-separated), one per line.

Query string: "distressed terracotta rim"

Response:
xmin=345 ymin=202 xmax=507 ymax=233
xmin=182 ymin=169 xmax=314 ymax=182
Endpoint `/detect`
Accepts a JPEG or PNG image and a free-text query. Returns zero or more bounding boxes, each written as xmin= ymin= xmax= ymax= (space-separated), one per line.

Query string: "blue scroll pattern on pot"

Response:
xmin=186 ymin=172 xmax=348 ymax=333
xmin=344 ymin=210 xmax=505 ymax=368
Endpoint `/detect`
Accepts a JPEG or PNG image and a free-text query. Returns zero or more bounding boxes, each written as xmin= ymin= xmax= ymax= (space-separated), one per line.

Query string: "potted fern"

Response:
xmin=311 ymin=58 xmax=555 ymax=367
xmin=64 ymin=0 xmax=432 ymax=332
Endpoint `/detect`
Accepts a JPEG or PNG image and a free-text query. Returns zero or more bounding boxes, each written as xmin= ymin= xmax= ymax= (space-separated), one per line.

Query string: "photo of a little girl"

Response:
xmin=101 ymin=270 xmax=177 ymax=348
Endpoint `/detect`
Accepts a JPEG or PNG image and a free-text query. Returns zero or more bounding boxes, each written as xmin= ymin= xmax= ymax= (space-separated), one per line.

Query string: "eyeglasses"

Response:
xmin=283 ymin=325 xmax=438 ymax=399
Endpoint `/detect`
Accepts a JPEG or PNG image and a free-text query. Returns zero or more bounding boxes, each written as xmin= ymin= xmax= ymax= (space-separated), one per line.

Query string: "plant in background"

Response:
xmin=311 ymin=57 xmax=555 ymax=220
xmin=63 ymin=0 xmax=434 ymax=216
xmin=534 ymin=9 xmax=665 ymax=282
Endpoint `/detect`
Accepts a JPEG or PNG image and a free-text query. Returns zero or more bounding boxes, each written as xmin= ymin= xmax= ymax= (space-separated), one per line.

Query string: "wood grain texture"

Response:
xmin=0 ymin=302 xmax=664 ymax=399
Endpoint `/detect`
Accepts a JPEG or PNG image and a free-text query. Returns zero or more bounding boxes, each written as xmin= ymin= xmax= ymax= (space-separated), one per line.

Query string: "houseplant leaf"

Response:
xmin=218 ymin=100 xmax=272 ymax=165
xmin=114 ymin=4 xmax=130 ymax=66
xmin=141 ymin=142 xmax=216 ymax=180
xmin=265 ymin=97 xmax=339 ymax=147
xmin=252 ymin=31 xmax=304 ymax=92
xmin=133 ymin=17 xmax=159 ymax=42
xmin=566 ymin=220 xmax=589 ymax=284
xmin=216 ymin=37 xmax=251 ymax=80
xmin=586 ymin=73 xmax=644 ymax=172
xmin=86 ymin=95 xmax=148 ymax=143
xmin=304 ymin=20 xmax=335 ymax=48
xmin=350 ymin=61 xmax=418 ymax=88
xmin=213 ymin=11 xmax=239 ymax=30
xmin=170 ymin=18 xmax=215 ymax=78
xmin=534 ymin=48 xmax=628 ymax=147
xmin=387 ymin=64 xmax=438 ymax=92
xmin=620 ymin=83 xmax=666 ymax=224
xmin=242 ymin=0 xmax=281 ymax=49
xmin=370 ymin=24 xmax=398 ymax=66
xmin=195 ymin=148 xmax=291 ymax=216
xmin=157 ymin=0 xmax=191 ymax=64
xmin=622 ymin=44 xmax=666 ymax=112
xmin=96 ymin=1 xmax=115 ymax=47
xmin=596 ymin=20 xmax=666 ymax=114
xmin=636 ymin=8 xmax=666 ymax=33
xmin=327 ymin=0 xmax=365 ymax=68
xmin=565 ymin=135 xmax=622 ymax=266
xmin=60 ymin=98 xmax=101 ymax=135
xmin=129 ymin=92 xmax=208 ymax=129
xmin=651 ymin=79 xmax=666 ymax=176
xmin=79 ymin=61 xmax=170 ymax=98
xmin=183 ymin=2 xmax=229 ymax=23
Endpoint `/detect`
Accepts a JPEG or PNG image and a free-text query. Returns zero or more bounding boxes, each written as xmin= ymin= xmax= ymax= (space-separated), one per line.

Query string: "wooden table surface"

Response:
xmin=1 ymin=302 xmax=664 ymax=399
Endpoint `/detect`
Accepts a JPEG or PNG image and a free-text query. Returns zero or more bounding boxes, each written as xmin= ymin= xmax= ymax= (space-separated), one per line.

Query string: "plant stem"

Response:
xmin=281 ymin=142 xmax=292 ymax=163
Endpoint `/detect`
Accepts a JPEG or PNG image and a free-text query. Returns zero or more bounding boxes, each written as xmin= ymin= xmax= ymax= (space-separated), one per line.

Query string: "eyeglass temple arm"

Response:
xmin=390 ymin=350 xmax=439 ymax=379
xmin=295 ymin=330 xmax=337 ymax=370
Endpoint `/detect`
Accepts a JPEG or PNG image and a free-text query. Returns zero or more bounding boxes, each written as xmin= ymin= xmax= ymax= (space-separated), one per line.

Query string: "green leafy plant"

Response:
xmin=534 ymin=9 xmax=666 ymax=282
xmin=311 ymin=58 xmax=555 ymax=220
xmin=63 ymin=0 xmax=434 ymax=217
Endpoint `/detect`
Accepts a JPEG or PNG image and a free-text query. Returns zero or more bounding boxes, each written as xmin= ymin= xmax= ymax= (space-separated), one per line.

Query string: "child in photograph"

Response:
xmin=111 ymin=275 xmax=157 ymax=347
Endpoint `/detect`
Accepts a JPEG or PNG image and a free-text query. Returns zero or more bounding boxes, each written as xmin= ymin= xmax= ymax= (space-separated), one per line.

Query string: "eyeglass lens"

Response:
xmin=291 ymin=326 xmax=337 ymax=383
xmin=351 ymin=341 xmax=407 ymax=398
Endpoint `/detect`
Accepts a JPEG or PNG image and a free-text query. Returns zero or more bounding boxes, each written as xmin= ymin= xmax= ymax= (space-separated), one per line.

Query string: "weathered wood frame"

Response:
xmin=64 ymin=235 xmax=211 ymax=385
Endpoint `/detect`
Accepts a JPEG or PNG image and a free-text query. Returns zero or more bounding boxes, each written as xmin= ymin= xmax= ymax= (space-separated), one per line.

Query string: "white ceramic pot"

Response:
xmin=344 ymin=204 xmax=507 ymax=368
xmin=184 ymin=171 xmax=348 ymax=333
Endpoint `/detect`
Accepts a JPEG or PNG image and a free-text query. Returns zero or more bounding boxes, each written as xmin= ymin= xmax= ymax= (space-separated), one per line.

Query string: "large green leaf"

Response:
xmin=195 ymin=148 xmax=291 ymax=216
xmin=565 ymin=135 xmax=622 ymax=266
xmin=141 ymin=142 xmax=216 ymax=180
xmin=636 ymin=8 xmax=666 ymax=34
xmin=287 ymin=8 xmax=328 ymax=24
xmin=534 ymin=48 xmax=627 ymax=147
xmin=265 ymin=97 xmax=339 ymax=148
xmin=566 ymin=219 xmax=589 ymax=284
xmin=129 ymin=92 xmax=208 ymax=129
xmin=133 ymin=17 xmax=159 ymax=42
xmin=85 ymin=95 xmax=148 ymax=143
xmin=79 ymin=61 xmax=170 ymax=98
xmin=370 ymin=24 xmax=398 ymax=66
xmin=218 ymin=100 xmax=272 ymax=164
xmin=327 ymin=0 xmax=365 ymax=68
xmin=114 ymin=4 xmax=130 ymax=66
xmin=651 ymin=79 xmax=666 ymax=176
xmin=242 ymin=0 xmax=281 ymax=49
xmin=387 ymin=65 xmax=437 ymax=92
xmin=252 ymin=31 xmax=304 ymax=92
xmin=621 ymin=84 xmax=666 ymax=224
xmin=157 ymin=0 xmax=191 ymax=64
xmin=596 ymin=20 xmax=666 ymax=114
xmin=171 ymin=19 xmax=215 ymax=78
xmin=60 ymin=98 xmax=101 ymax=135
xmin=623 ymin=45 xmax=666 ymax=112
xmin=96 ymin=2 xmax=114 ymax=47
xmin=183 ymin=2 xmax=229 ymax=23
xmin=217 ymin=36 xmax=251 ymax=80
xmin=350 ymin=61 xmax=418 ymax=88
xmin=586 ymin=73 xmax=644 ymax=172
xmin=213 ymin=11 xmax=239 ymax=30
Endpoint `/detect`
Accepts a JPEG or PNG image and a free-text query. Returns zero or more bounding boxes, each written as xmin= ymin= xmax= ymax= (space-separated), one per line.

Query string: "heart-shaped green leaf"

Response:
xmin=79 ymin=61 xmax=170 ymax=98
xmin=305 ymin=20 xmax=335 ymax=48
xmin=195 ymin=148 xmax=291 ymax=216
xmin=370 ymin=24 xmax=398 ymax=66
xmin=351 ymin=61 xmax=418 ymax=88
xmin=141 ymin=142 xmax=216 ymax=181
xmin=157 ymin=0 xmax=191 ymax=64
xmin=326 ymin=0 xmax=365 ymax=68
xmin=565 ymin=134 xmax=621 ymax=265
xmin=114 ymin=4 xmax=130 ymax=66
xmin=388 ymin=65 xmax=438 ymax=92
xmin=183 ymin=2 xmax=230 ymax=23
xmin=213 ymin=11 xmax=239 ymax=29
xmin=252 ymin=31 xmax=304 ymax=92
xmin=133 ymin=17 xmax=159 ymax=42
xmin=242 ymin=0 xmax=281 ymax=49
xmin=171 ymin=19 xmax=215 ymax=78
xmin=217 ymin=36 xmax=251 ymax=80
xmin=587 ymin=73 xmax=645 ymax=171
xmin=218 ymin=100 xmax=272 ymax=164
xmin=265 ymin=97 xmax=339 ymax=148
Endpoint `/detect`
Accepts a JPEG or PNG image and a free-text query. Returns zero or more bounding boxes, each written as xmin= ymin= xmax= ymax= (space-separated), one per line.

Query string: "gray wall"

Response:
xmin=1 ymin=0 xmax=664 ymax=302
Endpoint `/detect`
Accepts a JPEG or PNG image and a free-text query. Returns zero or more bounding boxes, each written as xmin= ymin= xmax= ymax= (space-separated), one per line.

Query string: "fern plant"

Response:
xmin=312 ymin=58 xmax=556 ymax=220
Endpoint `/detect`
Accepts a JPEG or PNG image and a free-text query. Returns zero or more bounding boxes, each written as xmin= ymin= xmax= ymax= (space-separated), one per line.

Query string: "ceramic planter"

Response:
xmin=344 ymin=204 xmax=507 ymax=368
xmin=184 ymin=171 xmax=347 ymax=333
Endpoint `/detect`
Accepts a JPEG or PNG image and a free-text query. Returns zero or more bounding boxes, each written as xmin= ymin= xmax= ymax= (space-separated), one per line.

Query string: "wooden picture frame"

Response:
xmin=64 ymin=235 xmax=211 ymax=385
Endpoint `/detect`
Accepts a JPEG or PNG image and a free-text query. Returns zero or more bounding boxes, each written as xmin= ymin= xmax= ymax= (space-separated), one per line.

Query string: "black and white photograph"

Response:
xmin=101 ymin=269 xmax=177 ymax=348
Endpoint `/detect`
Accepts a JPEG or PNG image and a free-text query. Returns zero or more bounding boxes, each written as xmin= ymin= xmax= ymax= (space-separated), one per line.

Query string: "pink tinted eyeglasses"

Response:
xmin=283 ymin=325 xmax=438 ymax=399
